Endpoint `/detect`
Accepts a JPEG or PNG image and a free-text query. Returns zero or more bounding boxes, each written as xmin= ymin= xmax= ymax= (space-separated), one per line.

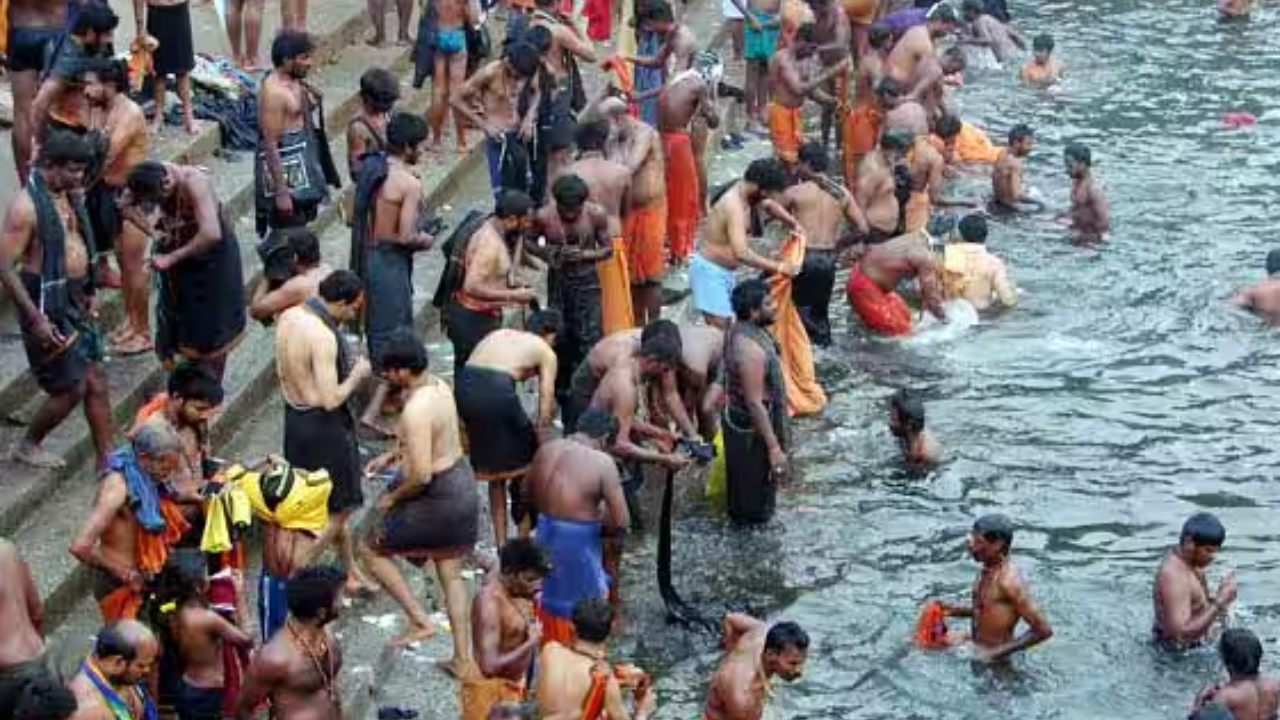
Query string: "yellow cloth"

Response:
xmin=768 ymin=233 xmax=828 ymax=417
xmin=597 ymin=237 xmax=635 ymax=334
xmin=229 ymin=463 xmax=332 ymax=533
xmin=618 ymin=0 xmax=637 ymax=59
xmin=200 ymin=485 xmax=252 ymax=554
xmin=705 ymin=430 xmax=727 ymax=508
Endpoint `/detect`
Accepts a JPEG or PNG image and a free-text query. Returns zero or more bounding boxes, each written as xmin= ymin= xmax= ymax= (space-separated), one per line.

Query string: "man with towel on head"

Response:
xmin=1229 ymin=249 xmax=1280 ymax=325
xmin=658 ymin=52 xmax=723 ymax=266
xmin=0 ymin=540 xmax=77 ymax=720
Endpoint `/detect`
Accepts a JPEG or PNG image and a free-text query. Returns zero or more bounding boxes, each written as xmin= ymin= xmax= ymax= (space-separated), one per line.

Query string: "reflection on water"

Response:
xmin=602 ymin=1 xmax=1280 ymax=717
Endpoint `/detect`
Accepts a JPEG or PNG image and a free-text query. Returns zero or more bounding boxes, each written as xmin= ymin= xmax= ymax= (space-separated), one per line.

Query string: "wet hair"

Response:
xmin=1032 ymin=33 xmax=1055 ymax=53
xmin=639 ymin=326 xmax=682 ymax=366
xmin=13 ymin=674 xmax=77 ymax=720
xmin=1008 ymin=123 xmax=1035 ymax=145
xmin=271 ymin=30 xmax=315 ymax=67
xmin=575 ymin=118 xmax=611 ymax=153
xmin=940 ymin=46 xmax=967 ymax=74
xmin=875 ymin=76 xmax=904 ymax=100
xmin=1220 ymin=628 xmax=1263 ymax=677
xmin=359 ymin=67 xmax=400 ymax=112
xmin=89 ymin=57 xmax=130 ymax=92
xmin=1264 ymin=248 xmax=1280 ymax=275
xmin=571 ymin=598 xmax=615 ymax=643
xmin=764 ymin=621 xmax=810 ymax=654
xmin=525 ymin=26 xmax=554 ymax=54
xmin=868 ymin=24 xmax=893 ymax=49
xmin=926 ymin=2 xmax=960 ymax=24
xmin=732 ymin=278 xmax=770 ymax=321
xmin=287 ymin=228 xmax=322 ymax=266
xmin=378 ymin=330 xmax=429 ymax=373
xmin=72 ymin=2 xmax=119 ymax=35
xmin=38 ymin=129 xmax=94 ymax=167
xmin=798 ymin=142 xmax=830 ymax=173
xmin=881 ymin=127 xmax=914 ymax=151
xmin=1181 ymin=512 xmax=1226 ymax=547
xmin=552 ymin=174 xmax=591 ymax=209
xmin=387 ymin=112 xmax=429 ymax=154
xmin=132 ymin=420 xmax=184 ymax=457
xmin=1190 ymin=705 xmax=1237 ymax=720
xmin=167 ymin=364 xmax=224 ymax=406
xmin=934 ymin=115 xmax=962 ymax=139
xmin=1064 ymin=142 xmax=1092 ymax=167
xmin=957 ymin=214 xmax=988 ymax=244
xmin=499 ymin=539 xmax=553 ymax=576
xmin=526 ymin=309 xmax=563 ymax=337
xmin=124 ymin=160 xmax=169 ymax=203
xmin=640 ymin=318 xmax=682 ymax=348
xmin=496 ymin=189 xmax=534 ymax=219
xmin=972 ymin=514 xmax=1015 ymax=547
xmin=744 ymin=158 xmax=788 ymax=194
xmin=506 ymin=41 xmax=542 ymax=78
xmin=889 ymin=389 xmax=925 ymax=432
xmin=641 ymin=0 xmax=675 ymax=23
xmin=575 ymin=407 xmax=618 ymax=441
xmin=286 ymin=564 xmax=346 ymax=622
xmin=488 ymin=703 xmax=538 ymax=720
xmin=318 ymin=269 xmax=364 ymax=305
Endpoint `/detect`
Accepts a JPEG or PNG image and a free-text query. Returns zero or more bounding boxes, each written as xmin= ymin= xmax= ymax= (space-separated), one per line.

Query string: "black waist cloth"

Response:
xmin=561 ymin=358 xmax=598 ymax=434
xmin=791 ymin=248 xmax=838 ymax=347
xmin=455 ymin=365 xmax=538 ymax=479
xmin=371 ymin=460 xmax=479 ymax=559
xmin=85 ymin=183 xmax=121 ymax=254
xmin=549 ymin=266 xmax=603 ymax=398
xmin=365 ymin=240 xmax=416 ymax=364
xmin=156 ymin=213 xmax=246 ymax=359
xmin=283 ymin=404 xmax=363 ymax=513
xmin=18 ymin=272 xmax=99 ymax=393
xmin=444 ymin=299 xmax=502 ymax=377
xmin=147 ymin=1 xmax=196 ymax=75
xmin=0 ymin=657 xmax=59 ymax=720
xmin=722 ymin=413 xmax=777 ymax=525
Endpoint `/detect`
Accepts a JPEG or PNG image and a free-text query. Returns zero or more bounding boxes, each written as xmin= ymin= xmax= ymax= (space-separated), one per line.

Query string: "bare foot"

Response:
xmin=396 ymin=34 xmax=414 ymax=46
xmin=184 ymin=116 xmax=199 ymax=135
xmin=242 ymin=57 xmax=263 ymax=71
xmin=10 ymin=442 xmax=66 ymax=469
xmin=367 ymin=34 xmax=387 ymax=47
xmin=391 ymin=621 xmax=437 ymax=647
xmin=434 ymin=658 xmax=468 ymax=679
xmin=112 ymin=333 xmax=154 ymax=357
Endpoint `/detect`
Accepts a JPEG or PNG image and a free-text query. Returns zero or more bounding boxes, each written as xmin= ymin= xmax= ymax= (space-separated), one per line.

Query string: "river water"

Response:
xmin=580 ymin=1 xmax=1280 ymax=718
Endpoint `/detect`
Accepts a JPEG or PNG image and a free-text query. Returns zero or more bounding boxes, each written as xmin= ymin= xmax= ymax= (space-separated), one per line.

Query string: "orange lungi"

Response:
xmin=767 ymin=232 xmax=827 ymax=416
xmin=842 ymin=0 xmax=878 ymax=24
xmin=662 ymin=131 xmax=699 ymax=263
xmin=601 ymin=57 xmax=639 ymax=118
xmin=842 ymin=101 xmax=881 ymax=189
xmin=597 ymin=237 xmax=635 ymax=334
xmin=768 ymin=103 xmax=803 ymax=164
xmin=537 ymin=605 xmax=577 ymax=647
xmin=460 ymin=676 xmax=526 ymax=720
xmin=624 ymin=200 xmax=667 ymax=284
xmin=846 ymin=267 xmax=912 ymax=335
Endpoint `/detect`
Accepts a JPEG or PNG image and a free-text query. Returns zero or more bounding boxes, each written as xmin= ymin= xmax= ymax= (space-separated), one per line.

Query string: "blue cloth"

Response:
xmin=689 ymin=253 xmax=737 ymax=319
xmin=82 ymin=659 xmax=159 ymax=720
xmin=878 ymin=8 xmax=928 ymax=35
xmin=635 ymin=32 xmax=664 ymax=127
xmin=258 ymin=571 xmax=289 ymax=641
xmin=437 ymin=27 xmax=467 ymax=54
xmin=105 ymin=447 xmax=167 ymax=534
xmin=742 ymin=11 xmax=779 ymax=61
xmin=535 ymin=514 xmax=608 ymax=618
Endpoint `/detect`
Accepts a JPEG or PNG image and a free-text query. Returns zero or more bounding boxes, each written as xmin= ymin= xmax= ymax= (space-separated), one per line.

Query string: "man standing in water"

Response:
xmin=1229 ymin=249 xmax=1280 ymax=325
xmin=1018 ymin=34 xmax=1064 ymax=88
xmin=765 ymin=25 xmax=849 ymax=165
xmin=846 ymin=226 xmax=947 ymax=336
xmin=885 ymin=4 xmax=959 ymax=100
xmin=958 ymin=0 xmax=1024 ymax=64
xmin=888 ymin=389 xmax=942 ymax=465
xmin=940 ymin=214 xmax=1017 ymax=311
xmin=1153 ymin=512 xmax=1237 ymax=649
xmin=854 ymin=127 xmax=912 ymax=239
xmin=1194 ymin=628 xmax=1280 ymax=720
xmin=703 ymin=614 xmax=809 ymax=720
xmin=936 ymin=514 xmax=1054 ymax=663
xmin=1061 ymin=142 xmax=1110 ymax=244
xmin=991 ymin=124 xmax=1042 ymax=212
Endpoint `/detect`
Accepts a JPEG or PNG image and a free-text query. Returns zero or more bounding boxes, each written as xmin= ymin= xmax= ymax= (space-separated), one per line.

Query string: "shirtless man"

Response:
xmin=897 ymin=117 xmax=973 ymax=233
xmin=0 ymin=540 xmax=67 ymax=720
xmin=658 ymin=55 xmax=722 ymax=265
xmin=84 ymin=59 xmax=151 ymax=355
xmin=69 ymin=621 xmax=160 ymax=720
xmin=690 ymin=158 xmax=801 ymax=328
xmin=843 ymin=38 xmax=897 ymax=187
xmin=347 ymin=67 xmax=399 ymax=182
xmin=958 ymin=0 xmax=1024 ymax=64
xmin=1194 ymin=629 xmax=1280 ymax=720
xmin=808 ymin=0 xmax=851 ymax=150
xmin=589 ymin=338 xmax=696 ymax=472
xmin=887 ymin=389 xmax=942 ymax=464
xmin=1018 ymin=34 xmax=1064 ymax=88
xmin=1153 ymin=512 xmax=1237 ymax=649
xmin=274 ymin=271 xmax=376 ymax=595
xmin=845 ymin=222 xmax=947 ymax=336
xmin=525 ymin=409 xmax=632 ymax=645
xmin=766 ymin=25 xmax=850 ymax=164
xmin=536 ymin=598 xmax=655 ymax=720
xmin=991 ymin=123 xmax=1043 ymax=212
xmin=0 ymin=129 xmax=113 ymax=469
xmin=735 ymin=0 xmax=784 ymax=134
xmin=599 ymin=97 xmax=667 ymax=324
xmin=1229 ymin=249 xmax=1280 ymax=325
xmin=675 ymin=323 xmax=727 ymax=439
xmin=236 ymin=565 xmax=347 ymax=720
xmin=428 ymin=0 xmax=482 ymax=150
xmin=782 ymin=142 xmax=869 ymax=346
xmin=855 ymin=127 xmax=913 ymax=238
xmin=250 ymin=230 xmax=332 ymax=323
xmin=703 ymin=615 xmax=809 ymax=720
xmin=451 ymin=43 xmax=543 ymax=198
xmin=560 ymin=120 xmax=631 ymax=242
xmin=168 ymin=566 xmax=255 ymax=720
xmin=935 ymin=514 xmax=1053 ymax=663
xmin=257 ymin=31 xmax=327 ymax=237
xmin=629 ymin=0 xmax=698 ymax=127
xmin=457 ymin=312 xmax=562 ymax=547
xmin=884 ymin=5 xmax=958 ymax=101
xmin=7 ymin=0 xmax=70 ymax=182
xmin=464 ymin=539 xmax=550 ymax=719
xmin=1060 ymin=142 xmax=1110 ymax=244
xmin=531 ymin=0 xmax=598 ymax=82
xmin=940 ymin=214 xmax=1015 ymax=311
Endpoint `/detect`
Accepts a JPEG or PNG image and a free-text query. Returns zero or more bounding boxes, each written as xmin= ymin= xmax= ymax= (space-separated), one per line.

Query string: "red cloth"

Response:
xmin=662 ymin=131 xmax=700 ymax=263
xmin=537 ymin=605 xmax=577 ymax=647
xmin=583 ymin=0 xmax=612 ymax=40
xmin=914 ymin=601 xmax=949 ymax=649
xmin=846 ymin=267 xmax=912 ymax=336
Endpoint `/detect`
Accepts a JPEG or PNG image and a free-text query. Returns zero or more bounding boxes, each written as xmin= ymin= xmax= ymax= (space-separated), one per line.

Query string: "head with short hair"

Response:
xmin=1032 ymin=33 xmax=1055 ymax=60
xmin=934 ymin=115 xmax=962 ymax=141
xmin=1008 ymin=123 xmax=1035 ymax=156
xmin=571 ymin=598 xmax=615 ymax=643
xmin=377 ymin=330 xmax=429 ymax=386
xmin=36 ymin=129 xmax=94 ymax=193
xmin=71 ymin=2 xmax=119 ymax=48
xmin=868 ymin=24 xmax=893 ymax=50
xmin=287 ymin=228 xmax=322 ymax=268
xmin=286 ymin=564 xmax=346 ymax=625
xmin=639 ymin=321 xmax=683 ymax=377
xmin=505 ymin=41 xmax=542 ymax=78
xmin=639 ymin=0 xmax=675 ymax=32
xmin=359 ymin=67 xmax=401 ymax=113
xmin=940 ymin=46 xmax=967 ymax=76
xmin=797 ymin=142 xmax=830 ymax=174
xmin=496 ymin=189 xmax=535 ymax=237
xmin=573 ymin=407 xmax=618 ymax=448
xmin=13 ymin=674 xmax=78 ymax=720
xmin=552 ymin=174 xmax=591 ymax=221
xmin=131 ymin=419 xmax=185 ymax=481
xmin=318 ymin=270 xmax=365 ymax=322
xmin=744 ymin=158 xmax=789 ymax=203
xmin=94 ymin=620 xmax=159 ymax=685
xmin=762 ymin=622 xmax=809 ymax=681
xmin=167 ymin=364 xmax=224 ymax=426
xmin=1220 ymin=628 xmax=1263 ymax=678
xmin=526 ymin=309 xmax=563 ymax=342
xmin=1180 ymin=512 xmax=1226 ymax=568
xmin=387 ymin=111 xmax=430 ymax=162
xmin=888 ymin=388 xmax=926 ymax=439
xmin=960 ymin=0 xmax=985 ymax=20
xmin=793 ymin=23 xmax=820 ymax=57
xmin=271 ymin=30 xmax=315 ymax=77
xmin=124 ymin=160 xmax=175 ymax=209
xmin=957 ymin=214 xmax=988 ymax=244
xmin=499 ymin=539 xmax=553 ymax=599
xmin=1064 ymin=142 xmax=1092 ymax=178
xmin=575 ymin=119 xmax=611 ymax=154
xmin=926 ymin=2 xmax=960 ymax=33
xmin=526 ymin=26 xmax=554 ymax=55
xmin=84 ymin=58 xmax=129 ymax=106
xmin=874 ymin=77 xmax=904 ymax=108
xmin=732 ymin=278 xmax=775 ymax=325
xmin=969 ymin=513 xmax=1015 ymax=561
xmin=1266 ymin=248 xmax=1280 ymax=276
xmin=880 ymin=127 xmax=914 ymax=159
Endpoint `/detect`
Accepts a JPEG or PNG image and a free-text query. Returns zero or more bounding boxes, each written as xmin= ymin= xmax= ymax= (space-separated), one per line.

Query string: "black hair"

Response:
xmin=639 ymin=327 xmax=682 ymax=366
xmin=72 ymin=2 xmax=119 ymax=35
xmin=957 ymin=214 xmax=988 ymax=244
xmin=526 ymin=26 xmax=554 ymax=54
xmin=496 ymin=189 xmax=534 ymax=219
xmin=571 ymin=598 xmax=614 ymax=643
xmin=318 ymin=269 xmax=364 ymax=304
xmin=731 ymin=278 xmax=769 ymax=321
xmin=875 ymin=76 xmax=904 ymax=99
xmin=745 ymin=158 xmax=788 ymax=193
xmin=89 ymin=57 xmax=130 ymax=92
xmin=640 ymin=318 xmax=682 ymax=347
xmin=798 ymin=142 xmax=829 ymax=173
xmin=575 ymin=119 xmax=611 ymax=153
xmin=881 ymin=127 xmax=913 ymax=151
xmin=575 ymin=407 xmax=618 ymax=441
xmin=506 ymin=41 xmax=542 ymax=77
xmin=1032 ymin=33 xmax=1055 ymax=52
xmin=552 ymin=174 xmax=591 ymax=209
xmin=167 ymin=364 xmax=225 ymax=406
xmin=973 ymin=514 xmax=1015 ymax=547
xmin=764 ymin=621 xmax=810 ymax=653
xmin=961 ymin=0 xmax=984 ymax=15
xmin=1181 ymin=512 xmax=1226 ymax=547
xmin=641 ymin=0 xmax=675 ymax=23
xmin=927 ymin=3 xmax=960 ymax=24
xmin=285 ymin=564 xmax=346 ymax=621
xmin=13 ymin=675 xmax=78 ymax=720
xmin=287 ymin=228 xmax=322 ymax=266
xmin=890 ymin=389 xmax=925 ymax=432
xmin=1220 ymin=628 xmax=1262 ymax=677
xmin=94 ymin=623 xmax=138 ymax=662
xmin=527 ymin=309 xmax=563 ymax=336
xmin=940 ymin=46 xmax=967 ymax=73
xmin=1008 ymin=123 xmax=1035 ymax=145
xmin=868 ymin=24 xmax=893 ymax=49
xmin=1064 ymin=142 xmax=1092 ymax=167
xmin=499 ymin=538 xmax=553 ymax=576
xmin=124 ymin=160 xmax=169 ymax=203
xmin=38 ymin=129 xmax=94 ymax=167
xmin=271 ymin=30 xmax=315 ymax=68
xmin=1266 ymin=248 xmax=1280 ymax=276
xmin=359 ymin=67 xmax=401 ymax=112
xmin=387 ymin=112 xmax=429 ymax=154
xmin=378 ymin=330 xmax=429 ymax=373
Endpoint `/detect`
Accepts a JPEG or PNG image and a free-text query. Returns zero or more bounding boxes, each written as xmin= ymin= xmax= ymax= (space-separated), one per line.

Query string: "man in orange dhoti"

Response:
xmin=843 ymin=29 xmax=897 ymax=189
xmin=766 ymin=26 xmax=848 ymax=165
xmin=659 ymin=64 xmax=720 ymax=264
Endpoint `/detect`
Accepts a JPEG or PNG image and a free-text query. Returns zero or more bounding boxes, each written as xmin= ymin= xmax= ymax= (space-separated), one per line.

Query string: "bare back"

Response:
xmin=784 ymin=181 xmax=846 ymax=249
xmin=274 ymin=307 xmax=338 ymax=408
xmin=400 ymin=378 xmax=464 ymax=478
xmin=468 ymin=328 xmax=555 ymax=378
xmin=525 ymin=439 xmax=617 ymax=522
xmin=0 ymin=540 xmax=44 ymax=667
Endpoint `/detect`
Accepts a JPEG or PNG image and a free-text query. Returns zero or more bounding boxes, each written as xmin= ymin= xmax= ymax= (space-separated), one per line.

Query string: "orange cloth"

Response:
xmin=460 ymin=677 xmax=525 ymax=720
xmin=767 ymin=233 xmax=827 ymax=417
xmin=623 ymin=200 xmax=667 ymax=283
xmin=928 ymin=122 xmax=1001 ymax=163
xmin=579 ymin=667 xmax=611 ymax=720
xmin=662 ymin=132 xmax=699 ymax=263
xmin=602 ymin=57 xmax=639 ymax=118
xmin=598 ymin=237 xmax=635 ymax=334
xmin=537 ymin=605 xmax=577 ymax=647
xmin=915 ymin=601 xmax=950 ymax=649
xmin=846 ymin=267 xmax=911 ymax=335
xmin=0 ymin=0 xmax=7 ymax=56
xmin=768 ymin=103 xmax=803 ymax=164
xmin=139 ymin=498 xmax=192 ymax=576
xmin=842 ymin=0 xmax=878 ymax=24
xmin=583 ymin=0 xmax=612 ymax=41
xmin=842 ymin=101 xmax=881 ymax=189
xmin=98 ymin=585 xmax=144 ymax=623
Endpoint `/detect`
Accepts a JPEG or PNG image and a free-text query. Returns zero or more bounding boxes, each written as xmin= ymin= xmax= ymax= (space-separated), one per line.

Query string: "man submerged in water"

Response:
xmin=1153 ymin=512 xmax=1237 ymax=649
xmin=702 ymin=615 xmax=808 ymax=720
xmin=1018 ymin=34 xmax=1064 ymax=88
xmin=940 ymin=214 xmax=1016 ymax=312
xmin=1194 ymin=628 xmax=1280 ymax=720
xmin=1059 ymin=142 xmax=1110 ymax=244
xmin=888 ymin=389 xmax=942 ymax=465
xmin=1228 ymin=249 xmax=1280 ymax=325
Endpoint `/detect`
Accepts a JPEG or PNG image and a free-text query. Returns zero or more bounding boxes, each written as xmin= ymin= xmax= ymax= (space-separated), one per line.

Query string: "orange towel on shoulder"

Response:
xmin=598 ymin=237 xmax=635 ymax=334
xmin=662 ymin=132 xmax=699 ymax=263
xmin=768 ymin=103 xmax=803 ymax=164
xmin=768 ymin=233 xmax=827 ymax=417
xmin=624 ymin=201 xmax=667 ymax=283
xmin=842 ymin=102 xmax=881 ymax=189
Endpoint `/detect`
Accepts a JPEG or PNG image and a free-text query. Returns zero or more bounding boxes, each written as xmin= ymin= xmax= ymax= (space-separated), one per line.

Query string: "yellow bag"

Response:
xmin=704 ymin=430 xmax=727 ymax=510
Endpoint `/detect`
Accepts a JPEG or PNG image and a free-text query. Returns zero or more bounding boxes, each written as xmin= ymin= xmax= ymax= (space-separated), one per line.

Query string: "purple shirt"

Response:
xmin=878 ymin=8 xmax=928 ymax=35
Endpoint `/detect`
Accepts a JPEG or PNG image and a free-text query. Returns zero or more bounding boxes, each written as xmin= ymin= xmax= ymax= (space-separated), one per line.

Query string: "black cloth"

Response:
xmin=791 ymin=248 xmax=838 ymax=347
xmin=444 ymin=299 xmax=501 ymax=378
xmin=0 ymin=657 xmax=59 ymax=720
xmin=156 ymin=212 xmax=246 ymax=361
xmin=147 ymin=1 xmax=196 ymax=75
xmin=549 ymin=265 xmax=603 ymax=402
xmin=455 ymin=365 xmax=538 ymax=479
xmin=170 ymin=93 xmax=258 ymax=151
xmin=349 ymin=150 xmax=389 ymax=284
xmin=283 ymin=405 xmax=362 ymax=513
xmin=370 ymin=460 xmax=479 ymax=560
xmin=176 ymin=679 xmax=223 ymax=720
xmin=365 ymin=241 xmax=416 ymax=364
xmin=5 ymin=26 xmax=61 ymax=73
xmin=85 ymin=183 xmax=121 ymax=254
xmin=721 ymin=322 xmax=787 ymax=525
xmin=561 ymin=358 xmax=597 ymax=433
xmin=347 ymin=116 xmax=387 ymax=183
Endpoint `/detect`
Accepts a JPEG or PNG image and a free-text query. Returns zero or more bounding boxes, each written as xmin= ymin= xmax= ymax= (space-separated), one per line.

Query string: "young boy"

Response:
xmin=1018 ymin=34 xmax=1064 ymax=87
